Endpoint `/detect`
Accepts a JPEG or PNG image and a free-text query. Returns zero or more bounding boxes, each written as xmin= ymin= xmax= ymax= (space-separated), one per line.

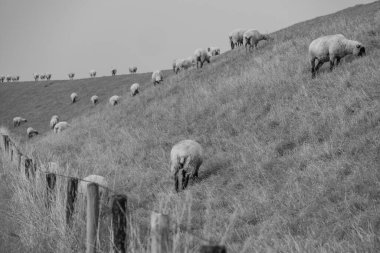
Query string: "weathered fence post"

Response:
xmin=151 ymin=212 xmax=171 ymax=253
xmin=66 ymin=178 xmax=78 ymax=226
xmin=86 ymin=183 xmax=99 ymax=253
xmin=200 ymin=245 xmax=227 ymax=253
xmin=111 ymin=194 xmax=128 ymax=253
xmin=46 ymin=173 xmax=56 ymax=208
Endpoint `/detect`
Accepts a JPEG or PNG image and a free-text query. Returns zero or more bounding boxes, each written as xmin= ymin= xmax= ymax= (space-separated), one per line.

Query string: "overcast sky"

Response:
xmin=0 ymin=0 xmax=374 ymax=80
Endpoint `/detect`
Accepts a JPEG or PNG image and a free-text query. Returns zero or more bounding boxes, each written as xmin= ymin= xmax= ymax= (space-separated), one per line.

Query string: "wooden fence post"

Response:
xmin=111 ymin=194 xmax=128 ymax=253
xmin=199 ymin=245 xmax=227 ymax=253
xmin=86 ymin=183 xmax=99 ymax=253
xmin=66 ymin=178 xmax=78 ymax=226
xmin=46 ymin=173 xmax=56 ymax=208
xmin=151 ymin=212 xmax=170 ymax=253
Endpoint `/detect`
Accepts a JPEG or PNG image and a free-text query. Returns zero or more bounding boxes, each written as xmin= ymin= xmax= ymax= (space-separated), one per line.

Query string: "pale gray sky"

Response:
xmin=0 ymin=0 xmax=374 ymax=80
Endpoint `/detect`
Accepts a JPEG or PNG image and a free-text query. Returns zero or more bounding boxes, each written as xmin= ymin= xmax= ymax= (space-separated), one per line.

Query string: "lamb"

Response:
xmin=309 ymin=34 xmax=366 ymax=78
xmin=27 ymin=127 xmax=38 ymax=138
xmin=243 ymin=30 xmax=270 ymax=52
xmin=152 ymin=70 xmax=163 ymax=85
xmin=130 ymin=83 xmax=140 ymax=96
xmin=91 ymin=95 xmax=99 ymax=104
xmin=0 ymin=75 xmax=5 ymax=83
xmin=111 ymin=68 xmax=117 ymax=76
xmin=50 ymin=115 xmax=59 ymax=129
xmin=33 ymin=73 xmax=39 ymax=81
xmin=170 ymin=140 xmax=203 ymax=192
xmin=89 ymin=70 xmax=96 ymax=78
xmin=208 ymin=47 xmax=221 ymax=56
xmin=11 ymin=76 xmax=20 ymax=82
xmin=129 ymin=66 xmax=137 ymax=74
xmin=70 ymin=92 xmax=78 ymax=103
xmin=229 ymin=29 xmax=246 ymax=49
xmin=109 ymin=95 xmax=120 ymax=106
xmin=54 ymin=121 xmax=70 ymax=133
xmin=40 ymin=74 xmax=46 ymax=80
xmin=194 ymin=48 xmax=211 ymax=68
xmin=46 ymin=73 xmax=52 ymax=80
xmin=68 ymin=72 xmax=75 ymax=80
xmin=78 ymin=175 xmax=108 ymax=198
xmin=13 ymin=117 xmax=27 ymax=127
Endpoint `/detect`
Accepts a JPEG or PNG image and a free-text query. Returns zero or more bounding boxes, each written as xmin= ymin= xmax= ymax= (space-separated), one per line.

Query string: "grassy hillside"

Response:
xmin=2 ymin=1 xmax=380 ymax=252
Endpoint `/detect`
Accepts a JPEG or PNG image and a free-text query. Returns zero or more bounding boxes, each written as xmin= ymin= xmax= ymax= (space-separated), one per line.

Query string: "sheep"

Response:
xmin=243 ymin=30 xmax=270 ymax=52
xmin=13 ymin=117 xmax=27 ymax=127
xmin=33 ymin=73 xmax=39 ymax=81
xmin=109 ymin=95 xmax=120 ymax=106
xmin=78 ymin=175 xmax=108 ymax=196
xmin=46 ymin=73 xmax=52 ymax=80
xmin=130 ymin=83 xmax=140 ymax=96
xmin=194 ymin=48 xmax=211 ymax=68
xmin=68 ymin=72 xmax=75 ymax=80
xmin=229 ymin=29 xmax=246 ymax=49
xmin=89 ymin=70 xmax=96 ymax=78
xmin=70 ymin=92 xmax=78 ymax=103
xmin=54 ymin=121 xmax=70 ymax=133
xmin=91 ymin=95 xmax=99 ymax=105
xmin=170 ymin=140 xmax=203 ymax=192
xmin=129 ymin=66 xmax=137 ymax=74
xmin=309 ymin=34 xmax=366 ymax=78
xmin=11 ymin=76 xmax=19 ymax=82
xmin=208 ymin=47 xmax=221 ymax=56
xmin=172 ymin=59 xmax=179 ymax=73
xmin=174 ymin=57 xmax=195 ymax=73
xmin=0 ymin=75 xmax=5 ymax=83
xmin=50 ymin=115 xmax=59 ymax=129
xmin=40 ymin=74 xmax=46 ymax=80
xmin=6 ymin=75 xmax=11 ymax=82
xmin=27 ymin=127 xmax=38 ymax=138
xmin=152 ymin=70 xmax=163 ymax=85
xmin=111 ymin=68 xmax=117 ymax=76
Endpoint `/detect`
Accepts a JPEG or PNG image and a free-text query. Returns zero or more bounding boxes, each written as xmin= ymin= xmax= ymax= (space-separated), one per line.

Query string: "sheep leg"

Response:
xmin=329 ymin=56 xmax=335 ymax=71
xmin=311 ymin=58 xmax=316 ymax=78
xmin=174 ymin=171 xmax=179 ymax=192
xmin=336 ymin=57 xmax=341 ymax=66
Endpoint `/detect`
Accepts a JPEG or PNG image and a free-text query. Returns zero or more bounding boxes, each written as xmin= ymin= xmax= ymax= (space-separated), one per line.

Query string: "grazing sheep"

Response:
xmin=68 ymin=72 xmax=75 ymax=80
xmin=27 ymin=127 xmax=38 ymax=138
xmin=243 ymin=30 xmax=270 ymax=52
xmin=111 ymin=68 xmax=117 ymax=76
xmin=174 ymin=57 xmax=196 ymax=73
xmin=229 ymin=29 xmax=246 ymax=49
xmin=89 ymin=70 xmax=96 ymax=78
xmin=194 ymin=48 xmax=211 ymax=68
xmin=129 ymin=66 xmax=137 ymax=74
xmin=0 ymin=75 xmax=5 ymax=83
xmin=54 ymin=121 xmax=70 ymax=133
xmin=50 ymin=115 xmax=59 ymax=129
xmin=6 ymin=75 xmax=11 ymax=82
xmin=11 ymin=76 xmax=20 ymax=82
xmin=46 ymin=73 xmax=52 ymax=80
xmin=170 ymin=140 xmax=203 ymax=192
xmin=78 ymin=175 xmax=108 ymax=197
xmin=309 ymin=34 xmax=366 ymax=78
xmin=13 ymin=117 xmax=27 ymax=127
xmin=91 ymin=95 xmax=99 ymax=104
xmin=70 ymin=92 xmax=78 ymax=103
xmin=109 ymin=95 xmax=120 ymax=106
xmin=40 ymin=74 xmax=46 ymax=80
xmin=33 ymin=73 xmax=39 ymax=81
xmin=130 ymin=83 xmax=140 ymax=96
xmin=152 ymin=70 xmax=163 ymax=85
xmin=208 ymin=47 xmax=221 ymax=56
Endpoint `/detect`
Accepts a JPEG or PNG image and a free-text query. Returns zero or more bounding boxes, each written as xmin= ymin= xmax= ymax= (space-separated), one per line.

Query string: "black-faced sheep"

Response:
xmin=152 ymin=70 xmax=163 ymax=85
xmin=243 ymin=30 xmax=270 ymax=52
xmin=109 ymin=95 xmax=120 ymax=106
xmin=194 ymin=48 xmax=211 ymax=68
xmin=68 ymin=72 xmax=75 ymax=80
xmin=130 ymin=83 xmax=140 ymax=96
xmin=54 ymin=121 xmax=70 ymax=133
xmin=11 ymin=76 xmax=20 ymax=82
xmin=208 ymin=47 xmax=221 ymax=56
xmin=129 ymin=66 xmax=137 ymax=74
xmin=46 ymin=73 xmax=52 ymax=80
xmin=0 ymin=75 xmax=5 ymax=83
xmin=111 ymin=68 xmax=117 ymax=76
xmin=33 ymin=73 xmax=39 ymax=81
xmin=71 ymin=92 xmax=78 ymax=103
xmin=13 ymin=117 xmax=27 ymax=127
xmin=229 ymin=29 xmax=246 ymax=49
xmin=6 ymin=75 xmax=11 ymax=82
xmin=50 ymin=115 xmax=59 ymax=129
xmin=89 ymin=70 xmax=96 ymax=78
xmin=40 ymin=74 xmax=46 ymax=80
xmin=170 ymin=140 xmax=203 ymax=192
xmin=27 ymin=127 xmax=38 ymax=138
xmin=91 ymin=95 xmax=99 ymax=105
xmin=309 ymin=34 xmax=366 ymax=78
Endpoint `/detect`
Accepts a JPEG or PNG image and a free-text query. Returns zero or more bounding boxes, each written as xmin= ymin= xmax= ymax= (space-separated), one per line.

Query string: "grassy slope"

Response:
xmin=2 ymin=2 xmax=380 ymax=252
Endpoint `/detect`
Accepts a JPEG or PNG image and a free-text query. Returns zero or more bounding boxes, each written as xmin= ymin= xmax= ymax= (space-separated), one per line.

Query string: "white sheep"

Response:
xmin=54 ymin=121 xmax=70 ymax=133
xmin=27 ymin=127 xmax=38 ymax=138
xmin=68 ymin=72 xmax=75 ymax=80
xmin=78 ymin=174 xmax=108 ymax=197
xmin=111 ymin=68 xmax=117 ymax=76
xmin=50 ymin=115 xmax=59 ymax=129
xmin=11 ymin=76 xmax=20 ymax=82
xmin=13 ymin=117 xmax=27 ymax=127
xmin=174 ymin=57 xmax=196 ymax=73
xmin=109 ymin=95 xmax=120 ymax=106
xmin=152 ymin=70 xmax=163 ymax=85
xmin=129 ymin=66 xmax=137 ymax=74
xmin=309 ymin=34 xmax=366 ymax=78
xmin=170 ymin=140 xmax=203 ymax=192
xmin=89 ymin=70 xmax=96 ymax=78
xmin=6 ymin=75 xmax=11 ymax=82
xmin=33 ymin=73 xmax=39 ymax=81
xmin=194 ymin=48 xmax=211 ymax=68
xmin=46 ymin=73 xmax=52 ymax=80
xmin=70 ymin=92 xmax=78 ymax=103
xmin=243 ymin=30 xmax=270 ymax=52
xmin=40 ymin=74 xmax=46 ymax=80
xmin=0 ymin=75 xmax=5 ymax=83
xmin=130 ymin=83 xmax=140 ymax=96
xmin=229 ymin=29 xmax=246 ymax=49
xmin=208 ymin=47 xmax=221 ymax=56
xmin=91 ymin=95 xmax=99 ymax=105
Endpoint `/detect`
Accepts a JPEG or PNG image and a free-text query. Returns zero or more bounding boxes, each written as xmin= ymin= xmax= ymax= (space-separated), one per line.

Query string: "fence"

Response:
xmin=0 ymin=133 xmax=227 ymax=253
